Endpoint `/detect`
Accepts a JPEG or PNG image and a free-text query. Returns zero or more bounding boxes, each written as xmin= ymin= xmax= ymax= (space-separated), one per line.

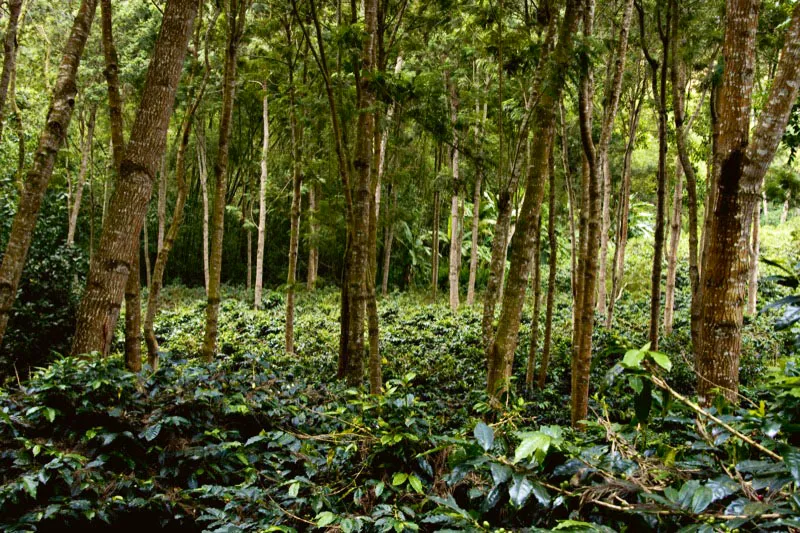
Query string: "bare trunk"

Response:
xmin=481 ymin=191 xmax=513 ymax=347
xmin=447 ymin=77 xmax=461 ymax=312
xmin=124 ymin=233 xmax=142 ymax=371
xmin=286 ymin=68 xmax=302 ymax=355
xmin=198 ymin=130 xmax=210 ymax=294
xmin=70 ymin=0 xmax=198 ymax=357
xmin=0 ymin=0 xmax=98 ymax=348
xmin=142 ymin=217 xmax=151 ymax=287
xmin=307 ymin=182 xmax=320 ymax=291
xmin=747 ymin=206 xmax=760 ymax=314
xmin=381 ymin=185 xmax=396 ymax=295
xmin=432 ymin=189 xmax=440 ymax=301
xmin=203 ymin=0 xmax=247 ymax=361
xmin=664 ymin=156 xmax=683 ymax=335
xmin=466 ymin=171 xmax=482 ymax=305
xmin=525 ymin=212 xmax=542 ymax=390
xmin=537 ymin=152 xmax=557 ymax=388
xmin=781 ymin=190 xmax=790 ymax=223
xmin=157 ymin=154 xmax=167 ymax=252
xmin=67 ymin=106 xmax=96 ymax=245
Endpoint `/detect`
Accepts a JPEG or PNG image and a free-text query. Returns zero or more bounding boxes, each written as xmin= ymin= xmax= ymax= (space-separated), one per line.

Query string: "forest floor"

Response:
xmin=0 ymin=286 xmax=798 ymax=531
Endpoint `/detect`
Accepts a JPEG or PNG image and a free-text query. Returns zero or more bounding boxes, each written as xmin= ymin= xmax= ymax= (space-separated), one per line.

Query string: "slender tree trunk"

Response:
xmin=762 ymin=191 xmax=768 ymax=218
xmin=596 ymin=0 xmax=634 ymax=318
xmin=67 ymin=106 xmax=96 ymax=245
xmin=486 ymin=0 xmax=579 ymax=400
xmin=142 ymin=218 xmax=151 ymax=287
xmin=0 ymin=0 xmax=23 ymax=143
xmin=559 ymin=102 xmax=577 ymax=302
xmin=381 ymin=185 xmax=396 ymax=295
xmin=157 ymin=154 xmax=167 ymax=252
xmin=0 ymin=0 xmax=98 ymax=348
xmin=698 ymin=1 xmax=800 ymax=402
xmin=781 ymin=190 xmax=790 ymax=223
xmin=70 ymin=0 xmax=198 ymax=357
xmin=747 ymin=207 xmax=760 ymax=314
xmin=203 ymin=0 xmax=247 ymax=361
xmin=286 ymin=67 xmax=302 ymax=355
xmin=432 ymin=189 xmax=440 ymax=301
xmin=198 ymin=129 xmax=210 ymax=294
xmin=307 ymin=182 xmax=320 ymax=291
xmin=447 ymin=76 xmax=461 ymax=311
xmin=525 ymin=212 xmax=542 ymax=390
xmin=537 ymin=152 xmax=557 ymax=388
xmin=366 ymin=127 xmax=382 ymax=394
xmin=466 ymin=171 xmax=482 ymax=305
xmin=124 ymin=233 xmax=142 ymax=371
xmin=607 ymin=88 xmax=643 ymax=327
xmin=664 ymin=156 xmax=683 ymax=335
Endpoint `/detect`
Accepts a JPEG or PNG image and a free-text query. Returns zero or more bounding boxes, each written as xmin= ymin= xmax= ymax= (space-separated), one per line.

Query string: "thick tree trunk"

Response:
xmin=67 ymin=106 xmax=96 ymax=245
xmin=486 ymin=0 xmax=579 ymax=399
xmin=0 ymin=0 xmax=23 ymax=143
xmin=202 ymin=0 xmax=247 ymax=361
xmin=664 ymin=156 xmax=683 ymax=335
xmin=0 ymin=0 xmax=97 ymax=348
xmin=70 ymin=0 xmax=198 ymax=356
xmin=538 ymin=153 xmax=557 ymax=388
xmin=525 ymin=212 xmax=542 ymax=390
xmin=698 ymin=1 xmax=800 ymax=402
xmin=447 ymin=77 xmax=461 ymax=312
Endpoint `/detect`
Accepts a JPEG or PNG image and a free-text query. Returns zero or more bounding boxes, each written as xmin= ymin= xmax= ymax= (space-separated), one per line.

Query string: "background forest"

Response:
xmin=1 ymin=0 xmax=800 ymax=530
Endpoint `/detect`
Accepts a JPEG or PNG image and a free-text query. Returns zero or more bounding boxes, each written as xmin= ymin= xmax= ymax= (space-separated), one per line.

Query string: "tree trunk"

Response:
xmin=0 ymin=0 xmax=23 ymax=143
xmin=595 ymin=0 xmax=634 ymax=319
xmin=157 ymin=154 xmax=167 ymax=252
xmin=366 ymin=127 xmax=382 ymax=394
xmin=0 ymin=0 xmax=98 ymax=348
xmin=664 ymin=156 xmax=683 ymax=335
xmin=381 ymin=185 xmax=396 ymax=295
xmin=202 ymin=0 xmax=247 ymax=361
xmin=286 ymin=67 xmax=302 ymax=355
xmin=559 ymin=102 xmax=577 ymax=303
xmin=124 ymin=233 xmax=142 ymax=371
xmin=537 ymin=151 xmax=557 ymax=389
xmin=747 ymin=207 xmax=760 ymax=314
xmin=486 ymin=0 xmax=579 ymax=400
xmin=607 ymin=86 xmax=643 ymax=328
xmin=466 ymin=171 xmax=482 ymax=305
xmin=525 ymin=212 xmax=542 ymax=390
xmin=67 ymin=106 xmax=96 ymax=245
xmin=447 ymin=77 xmax=461 ymax=312
xmin=432 ymin=189 xmax=440 ymax=301
xmin=70 ymin=0 xmax=198 ymax=357
xmin=781 ymin=189 xmax=790 ymax=223
xmin=698 ymin=0 xmax=800 ymax=403
xmin=307 ymin=182 xmax=320 ymax=291
xmin=198 ymin=128 xmax=210 ymax=294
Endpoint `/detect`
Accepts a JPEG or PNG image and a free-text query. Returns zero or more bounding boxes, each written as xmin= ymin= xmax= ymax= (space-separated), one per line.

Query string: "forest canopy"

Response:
xmin=1 ymin=0 xmax=800 ymax=530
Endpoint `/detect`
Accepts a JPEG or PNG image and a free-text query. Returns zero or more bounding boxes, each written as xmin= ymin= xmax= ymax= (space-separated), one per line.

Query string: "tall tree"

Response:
xmin=70 ymin=0 xmax=199 ymax=356
xmin=255 ymin=85 xmax=269 ymax=305
xmin=0 ymin=0 xmax=98 ymax=349
xmin=0 ymin=0 xmax=24 ymax=142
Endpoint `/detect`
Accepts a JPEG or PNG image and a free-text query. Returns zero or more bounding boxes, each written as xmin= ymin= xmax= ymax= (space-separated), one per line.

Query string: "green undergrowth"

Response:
xmin=0 ymin=288 xmax=798 ymax=532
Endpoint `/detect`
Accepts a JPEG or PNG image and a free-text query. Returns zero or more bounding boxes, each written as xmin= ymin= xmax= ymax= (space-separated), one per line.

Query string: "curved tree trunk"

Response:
xmin=71 ymin=0 xmax=198 ymax=357
xmin=0 ymin=0 xmax=98 ymax=349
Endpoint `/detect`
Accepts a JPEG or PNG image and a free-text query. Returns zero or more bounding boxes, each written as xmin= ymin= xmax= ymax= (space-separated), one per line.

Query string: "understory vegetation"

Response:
xmin=1 ymin=275 xmax=799 ymax=531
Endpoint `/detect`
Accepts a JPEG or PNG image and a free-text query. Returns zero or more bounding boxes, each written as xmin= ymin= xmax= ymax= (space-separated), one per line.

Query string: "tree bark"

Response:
xmin=525 ymin=212 xmax=542 ymax=390
xmin=286 ymin=72 xmax=302 ymax=355
xmin=0 ymin=0 xmax=23 ymax=143
xmin=432 ymin=188 xmax=440 ymax=301
xmin=307 ymin=182 xmax=320 ymax=291
xmin=381 ymin=185 xmax=396 ymax=295
xmin=157 ymin=154 xmax=167 ymax=252
xmin=781 ymin=189 xmax=790 ymax=223
xmin=202 ymin=0 xmax=248 ymax=361
xmin=664 ymin=156 xmax=683 ymax=335
xmin=746 ymin=207 xmax=760 ymax=314
xmin=67 ymin=106 xmax=96 ymax=245
xmin=198 ymin=127 xmax=210 ymax=294
xmin=486 ymin=0 xmax=579 ymax=400
xmin=70 ymin=0 xmax=198 ymax=357
xmin=537 ymin=151 xmax=557 ymax=389
xmin=124 ymin=233 xmax=142 ymax=371
xmin=447 ymin=75 xmax=461 ymax=312
xmin=698 ymin=1 xmax=800 ymax=402
xmin=0 ymin=0 xmax=98 ymax=348
xmin=466 ymin=171 xmax=482 ymax=305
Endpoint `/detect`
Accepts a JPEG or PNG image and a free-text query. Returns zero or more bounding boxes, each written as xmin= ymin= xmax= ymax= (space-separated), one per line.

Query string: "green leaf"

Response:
xmin=473 ymin=421 xmax=494 ymax=451
xmin=21 ymin=475 xmax=37 ymax=498
xmin=508 ymin=474 xmax=533 ymax=507
xmin=143 ymin=422 xmax=162 ymax=442
xmin=408 ymin=475 xmax=423 ymax=494
xmin=649 ymin=352 xmax=672 ymax=372
xmin=690 ymin=485 xmax=714 ymax=514
xmin=514 ymin=432 xmax=551 ymax=463
xmin=785 ymin=447 xmax=800 ymax=484
xmin=375 ymin=481 xmax=385 ymax=497
xmin=316 ymin=511 xmax=336 ymax=527
xmin=288 ymin=481 xmax=300 ymax=498
xmin=392 ymin=472 xmax=408 ymax=486
xmin=621 ymin=349 xmax=645 ymax=369
xmin=490 ymin=463 xmax=512 ymax=486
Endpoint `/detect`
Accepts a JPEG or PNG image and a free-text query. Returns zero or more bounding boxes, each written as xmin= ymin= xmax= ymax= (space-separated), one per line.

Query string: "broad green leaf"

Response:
xmin=490 ymin=463 xmax=512 ymax=486
xmin=649 ymin=352 xmax=672 ymax=372
xmin=288 ymin=481 xmax=300 ymax=498
xmin=508 ymin=474 xmax=534 ymax=507
xmin=785 ymin=447 xmax=800 ymax=484
xmin=392 ymin=472 xmax=408 ymax=486
xmin=21 ymin=475 xmax=37 ymax=498
xmin=143 ymin=422 xmax=162 ymax=442
xmin=690 ymin=485 xmax=714 ymax=514
xmin=621 ymin=349 xmax=645 ymax=369
xmin=514 ymin=432 xmax=551 ymax=463
xmin=316 ymin=511 xmax=336 ymax=527
xmin=473 ymin=421 xmax=494 ymax=451
xmin=408 ymin=474 xmax=423 ymax=494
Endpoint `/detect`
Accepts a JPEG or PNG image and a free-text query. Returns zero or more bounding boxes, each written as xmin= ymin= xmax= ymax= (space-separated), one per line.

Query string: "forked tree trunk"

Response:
xmin=0 ymin=0 xmax=24 ymax=143
xmin=698 ymin=0 xmax=800 ymax=403
xmin=70 ymin=0 xmax=198 ymax=357
xmin=203 ymin=0 xmax=247 ymax=361
xmin=67 ymin=106 xmax=96 ymax=245
xmin=0 ymin=0 xmax=98 ymax=349
xmin=664 ymin=156 xmax=683 ymax=335
xmin=537 ymin=153 xmax=557 ymax=388
xmin=525 ymin=212 xmax=542 ymax=390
